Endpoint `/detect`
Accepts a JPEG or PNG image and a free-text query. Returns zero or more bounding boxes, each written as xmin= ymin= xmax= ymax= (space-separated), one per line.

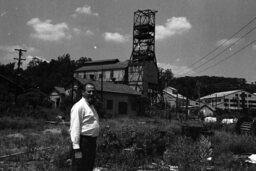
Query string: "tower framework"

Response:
xmin=128 ymin=9 xmax=159 ymax=104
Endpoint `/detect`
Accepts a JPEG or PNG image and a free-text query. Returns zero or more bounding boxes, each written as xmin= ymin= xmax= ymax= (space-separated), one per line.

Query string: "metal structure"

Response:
xmin=128 ymin=9 xmax=159 ymax=103
xmin=130 ymin=9 xmax=157 ymax=63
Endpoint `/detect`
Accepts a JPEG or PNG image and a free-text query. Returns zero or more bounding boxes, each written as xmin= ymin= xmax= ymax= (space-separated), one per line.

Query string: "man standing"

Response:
xmin=70 ymin=83 xmax=100 ymax=171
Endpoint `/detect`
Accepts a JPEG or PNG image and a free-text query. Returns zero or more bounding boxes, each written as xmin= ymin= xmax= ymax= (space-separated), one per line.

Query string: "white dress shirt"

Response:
xmin=70 ymin=97 xmax=100 ymax=149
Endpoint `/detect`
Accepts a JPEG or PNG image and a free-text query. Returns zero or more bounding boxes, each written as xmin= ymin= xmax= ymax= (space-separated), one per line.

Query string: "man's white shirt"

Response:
xmin=70 ymin=97 xmax=100 ymax=149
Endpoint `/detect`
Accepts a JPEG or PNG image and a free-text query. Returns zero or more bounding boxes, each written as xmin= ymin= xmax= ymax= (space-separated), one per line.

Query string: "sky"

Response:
xmin=1 ymin=0 xmax=256 ymax=83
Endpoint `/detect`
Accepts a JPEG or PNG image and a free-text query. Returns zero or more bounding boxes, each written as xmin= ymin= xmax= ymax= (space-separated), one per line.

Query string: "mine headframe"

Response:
xmin=128 ymin=9 xmax=159 ymax=104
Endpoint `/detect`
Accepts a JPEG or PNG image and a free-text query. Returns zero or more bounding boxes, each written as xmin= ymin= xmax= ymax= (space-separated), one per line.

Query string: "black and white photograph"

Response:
xmin=1 ymin=0 xmax=256 ymax=170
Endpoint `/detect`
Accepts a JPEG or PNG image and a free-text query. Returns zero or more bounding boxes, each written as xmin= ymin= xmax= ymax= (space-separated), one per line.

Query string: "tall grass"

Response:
xmin=0 ymin=117 xmax=43 ymax=130
xmin=2 ymin=115 xmax=256 ymax=170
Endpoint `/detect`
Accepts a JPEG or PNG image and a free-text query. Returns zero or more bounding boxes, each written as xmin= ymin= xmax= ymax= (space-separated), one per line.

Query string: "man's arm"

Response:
xmin=70 ymin=105 xmax=82 ymax=149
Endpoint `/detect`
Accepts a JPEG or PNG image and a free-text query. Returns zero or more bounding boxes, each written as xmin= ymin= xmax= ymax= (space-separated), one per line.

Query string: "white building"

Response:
xmin=163 ymin=87 xmax=198 ymax=108
xmin=49 ymin=86 xmax=65 ymax=108
xmin=200 ymin=90 xmax=256 ymax=110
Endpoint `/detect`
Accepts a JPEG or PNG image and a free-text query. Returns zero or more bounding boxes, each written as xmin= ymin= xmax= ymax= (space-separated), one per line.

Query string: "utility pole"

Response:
xmin=101 ymin=66 xmax=103 ymax=102
xmin=14 ymin=49 xmax=27 ymax=72
xmin=196 ymin=81 xmax=202 ymax=118
xmin=14 ymin=48 xmax=26 ymax=104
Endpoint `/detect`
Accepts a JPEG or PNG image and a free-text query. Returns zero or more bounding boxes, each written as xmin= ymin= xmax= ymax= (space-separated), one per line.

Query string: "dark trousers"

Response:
xmin=72 ymin=135 xmax=97 ymax=171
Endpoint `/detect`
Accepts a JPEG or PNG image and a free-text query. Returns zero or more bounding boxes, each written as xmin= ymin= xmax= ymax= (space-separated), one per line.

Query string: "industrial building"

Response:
xmin=200 ymin=90 xmax=256 ymax=110
xmin=74 ymin=9 xmax=160 ymax=104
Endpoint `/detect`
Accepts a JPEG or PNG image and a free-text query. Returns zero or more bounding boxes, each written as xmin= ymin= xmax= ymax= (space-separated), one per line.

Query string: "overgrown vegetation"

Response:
xmin=1 ymin=114 xmax=256 ymax=170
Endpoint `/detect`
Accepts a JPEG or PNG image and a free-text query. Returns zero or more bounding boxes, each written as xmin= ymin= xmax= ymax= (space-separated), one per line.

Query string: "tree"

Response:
xmin=75 ymin=56 xmax=92 ymax=68
xmin=159 ymin=68 xmax=174 ymax=90
xmin=27 ymin=57 xmax=44 ymax=69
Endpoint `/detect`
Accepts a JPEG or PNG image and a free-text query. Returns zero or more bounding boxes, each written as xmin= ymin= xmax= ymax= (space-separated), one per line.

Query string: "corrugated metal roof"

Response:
xmin=163 ymin=87 xmax=186 ymax=99
xmin=75 ymin=77 xmax=140 ymax=95
xmin=200 ymin=90 xmax=242 ymax=99
xmin=200 ymin=104 xmax=216 ymax=111
xmin=54 ymin=86 xmax=65 ymax=94
xmin=75 ymin=60 xmax=129 ymax=72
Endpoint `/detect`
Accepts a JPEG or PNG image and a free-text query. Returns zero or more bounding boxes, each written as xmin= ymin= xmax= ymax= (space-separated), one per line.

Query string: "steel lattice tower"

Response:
xmin=128 ymin=9 xmax=159 ymax=104
xmin=130 ymin=9 xmax=157 ymax=63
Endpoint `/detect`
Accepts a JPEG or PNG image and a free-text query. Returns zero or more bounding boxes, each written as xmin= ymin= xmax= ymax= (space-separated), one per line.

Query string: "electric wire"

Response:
xmin=195 ymin=39 xmax=256 ymax=75
xmin=175 ymin=16 xmax=256 ymax=76
xmin=182 ymin=24 xmax=256 ymax=75
xmin=190 ymin=16 xmax=256 ymax=67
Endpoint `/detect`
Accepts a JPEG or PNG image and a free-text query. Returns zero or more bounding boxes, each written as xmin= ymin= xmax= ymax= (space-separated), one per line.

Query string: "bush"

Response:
xmin=164 ymin=136 xmax=212 ymax=171
xmin=212 ymin=131 xmax=256 ymax=155
xmin=96 ymin=117 xmax=174 ymax=169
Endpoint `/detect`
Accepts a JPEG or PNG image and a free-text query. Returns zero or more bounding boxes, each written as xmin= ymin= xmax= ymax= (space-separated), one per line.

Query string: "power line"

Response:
xmin=195 ymin=39 xmax=256 ymax=75
xmin=176 ymin=15 xmax=256 ymax=76
xmin=184 ymin=24 xmax=256 ymax=75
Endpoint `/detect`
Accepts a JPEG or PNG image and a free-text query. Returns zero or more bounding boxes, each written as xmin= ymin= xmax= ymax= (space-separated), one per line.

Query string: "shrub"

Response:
xmin=164 ymin=136 xmax=212 ymax=171
xmin=96 ymin=117 xmax=174 ymax=169
xmin=212 ymin=131 xmax=256 ymax=155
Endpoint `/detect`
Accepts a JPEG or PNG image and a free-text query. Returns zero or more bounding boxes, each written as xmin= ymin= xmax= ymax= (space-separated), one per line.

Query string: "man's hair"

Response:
xmin=84 ymin=83 xmax=95 ymax=90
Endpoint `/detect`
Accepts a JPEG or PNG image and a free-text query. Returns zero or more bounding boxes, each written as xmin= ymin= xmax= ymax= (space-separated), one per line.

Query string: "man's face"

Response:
xmin=84 ymin=84 xmax=96 ymax=104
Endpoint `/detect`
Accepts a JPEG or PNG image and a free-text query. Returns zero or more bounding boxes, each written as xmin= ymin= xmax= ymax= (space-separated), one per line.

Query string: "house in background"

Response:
xmin=199 ymin=104 xmax=216 ymax=117
xmin=49 ymin=86 xmax=65 ymax=108
xmin=74 ymin=58 xmax=159 ymax=103
xmin=68 ymin=77 xmax=141 ymax=117
xmin=163 ymin=87 xmax=198 ymax=108
xmin=200 ymin=90 xmax=256 ymax=110
xmin=74 ymin=59 xmax=129 ymax=84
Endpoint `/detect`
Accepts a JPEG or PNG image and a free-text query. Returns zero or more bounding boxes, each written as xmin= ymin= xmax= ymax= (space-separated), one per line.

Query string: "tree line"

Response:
xmin=0 ymin=54 xmax=91 ymax=94
xmin=1 ymin=53 xmax=256 ymax=100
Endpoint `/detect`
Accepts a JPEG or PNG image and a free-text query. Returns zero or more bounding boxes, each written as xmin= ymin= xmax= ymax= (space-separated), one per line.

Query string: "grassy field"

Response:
xmin=1 ymin=115 xmax=256 ymax=170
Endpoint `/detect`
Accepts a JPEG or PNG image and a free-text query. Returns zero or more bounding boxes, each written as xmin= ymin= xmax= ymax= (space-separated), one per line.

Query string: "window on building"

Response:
xmin=99 ymin=73 xmax=103 ymax=79
xmin=107 ymin=100 xmax=113 ymax=110
xmin=248 ymin=94 xmax=251 ymax=97
xmin=131 ymin=102 xmax=136 ymax=111
xmin=90 ymin=74 xmax=95 ymax=80
xmin=118 ymin=102 xmax=128 ymax=115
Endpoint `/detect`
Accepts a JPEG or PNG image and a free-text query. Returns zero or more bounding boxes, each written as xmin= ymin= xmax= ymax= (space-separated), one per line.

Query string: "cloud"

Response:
xmin=216 ymin=38 xmax=240 ymax=47
xmin=27 ymin=18 xmax=71 ymax=41
xmin=103 ymin=32 xmax=129 ymax=43
xmin=0 ymin=11 xmax=7 ymax=17
xmin=73 ymin=28 xmax=81 ymax=34
xmin=85 ymin=30 xmax=94 ymax=36
xmin=0 ymin=45 xmax=36 ymax=53
xmin=156 ymin=17 xmax=191 ymax=40
xmin=72 ymin=4 xmax=99 ymax=17
xmin=26 ymin=55 xmax=49 ymax=63
xmin=73 ymin=28 xmax=94 ymax=36
xmin=0 ymin=45 xmax=36 ymax=66
xmin=157 ymin=62 xmax=194 ymax=76
xmin=252 ymin=44 xmax=256 ymax=50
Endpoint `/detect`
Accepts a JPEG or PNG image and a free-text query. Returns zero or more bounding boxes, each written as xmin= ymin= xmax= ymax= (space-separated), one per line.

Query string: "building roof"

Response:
xmin=82 ymin=59 xmax=119 ymax=66
xmin=75 ymin=60 xmax=129 ymax=72
xmin=54 ymin=86 xmax=65 ymax=94
xmin=75 ymin=77 xmax=140 ymax=95
xmin=0 ymin=73 xmax=24 ymax=91
xmin=200 ymin=104 xmax=216 ymax=111
xmin=163 ymin=87 xmax=187 ymax=99
xmin=200 ymin=90 xmax=242 ymax=99
xmin=0 ymin=73 xmax=16 ymax=85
